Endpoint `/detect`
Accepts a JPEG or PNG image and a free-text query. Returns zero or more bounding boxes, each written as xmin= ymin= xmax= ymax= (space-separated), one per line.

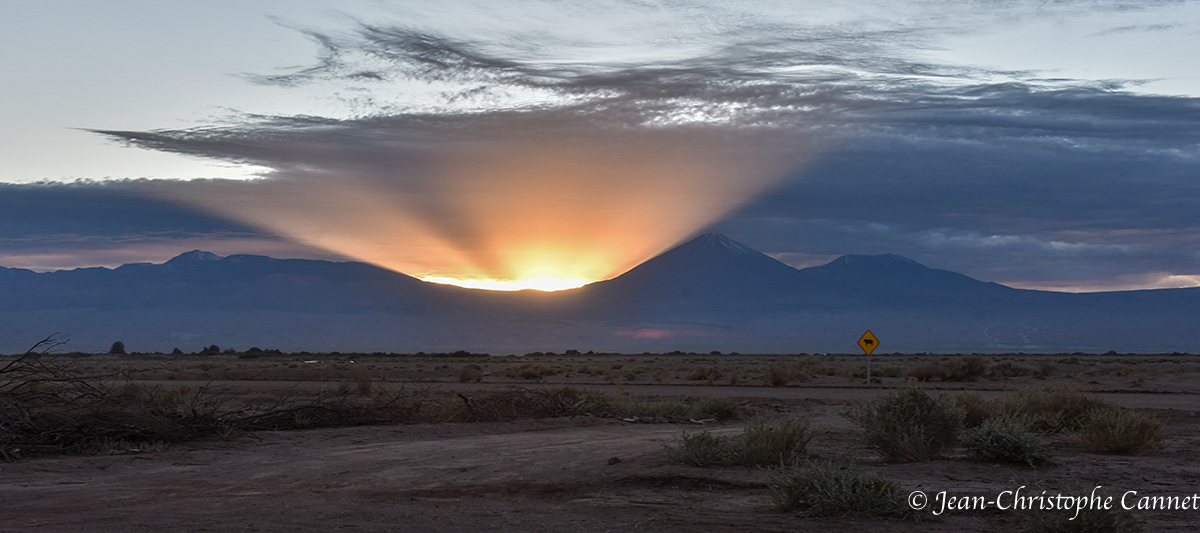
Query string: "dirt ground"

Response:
xmin=3 ymin=353 xmax=1200 ymax=532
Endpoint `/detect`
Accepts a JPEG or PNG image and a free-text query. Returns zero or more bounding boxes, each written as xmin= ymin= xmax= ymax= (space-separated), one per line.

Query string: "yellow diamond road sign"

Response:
xmin=858 ymin=330 xmax=879 ymax=355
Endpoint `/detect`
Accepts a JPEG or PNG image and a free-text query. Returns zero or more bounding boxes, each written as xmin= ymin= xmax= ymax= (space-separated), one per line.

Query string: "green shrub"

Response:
xmin=770 ymin=463 xmax=912 ymax=518
xmin=1002 ymin=387 xmax=1117 ymax=433
xmin=964 ymin=416 xmax=1053 ymax=467
xmin=847 ymin=387 xmax=964 ymax=462
xmin=1021 ymin=504 xmax=1142 ymax=533
xmin=1079 ymin=409 xmax=1164 ymax=454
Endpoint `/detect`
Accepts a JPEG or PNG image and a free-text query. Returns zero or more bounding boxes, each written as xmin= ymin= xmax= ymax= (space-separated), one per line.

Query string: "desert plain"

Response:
xmin=2 ymin=351 xmax=1198 ymax=532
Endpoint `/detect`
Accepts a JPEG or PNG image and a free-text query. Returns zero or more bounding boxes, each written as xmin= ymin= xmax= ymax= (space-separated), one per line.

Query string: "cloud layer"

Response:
xmin=22 ymin=0 xmax=1197 ymax=290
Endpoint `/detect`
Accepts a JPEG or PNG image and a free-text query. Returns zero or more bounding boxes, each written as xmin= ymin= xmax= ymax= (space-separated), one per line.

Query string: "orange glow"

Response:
xmin=420 ymin=276 xmax=589 ymax=291
xmin=143 ymin=126 xmax=823 ymax=289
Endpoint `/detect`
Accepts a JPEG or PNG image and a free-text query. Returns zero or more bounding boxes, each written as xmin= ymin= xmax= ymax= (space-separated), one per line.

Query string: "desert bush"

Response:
xmin=988 ymin=360 xmax=1037 ymax=378
xmin=693 ymin=396 xmax=740 ymax=421
xmin=1036 ymin=360 xmax=1057 ymax=378
xmin=504 ymin=363 xmax=558 ymax=380
xmin=665 ymin=431 xmax=731 ymax=466
xmin=847 ymin=387 xmax=964 ymax=462
xmin=903 ymin=361 xmax=942 ymax=382
xmin=874 ymin=365 xmax=903 ymax=378
xmin=629 ymin=398 xmax=692 ymax=419
xmin=0 ymin=337 xmax=436 ymax=459
xmin=964 ymin=416 xmax=1053 ymax=467
xmin=458 ymin=364 xmax=484 ymax=382
xmin=905 ymin=356 xmax=996 ymax=382
xmin=685 ymin=366 xmax=722 ymax=382
xmin=762 ymin=364 xmax=807 ymax=386
xmin=665 ymin=417 xmax=811 ymax=467
xmin=1002 ymin=386 xmax=1117 ymax=433
xmin=449 ymin=386 xmax=610 ymax=422
xmin=770 ymin=462 xmax=913 ymax=518
xmin=1021 ymin=504 xmax=1142 ymax=533
xmin=955 ymin=392 xmax=997 ymax=428
xmin=736 ymin=418 xmax=812 ymax=466
xmin=943 ymin=356 xmax=990 ymax=381
xmin=1079 ymin=409 xmax=1164 ymax=454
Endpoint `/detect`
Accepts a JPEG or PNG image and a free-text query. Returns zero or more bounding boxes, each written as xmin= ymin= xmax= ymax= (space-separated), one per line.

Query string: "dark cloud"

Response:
xmin=0 ymin=181 xmax=258 ymax=239
xmin=715 ymin=86 xmax=1200 ymax=287
xmin=0 ymin=182 xmax=340 ymax=270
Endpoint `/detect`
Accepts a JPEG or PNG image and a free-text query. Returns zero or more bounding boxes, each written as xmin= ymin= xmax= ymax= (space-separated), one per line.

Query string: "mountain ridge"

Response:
xmin=1 ymin=234 xmax=1196 ymax=354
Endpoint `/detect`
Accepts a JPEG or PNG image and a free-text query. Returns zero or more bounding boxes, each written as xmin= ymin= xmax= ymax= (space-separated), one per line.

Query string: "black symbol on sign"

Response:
xmin=863 ymin=339 xmax=874 ymax=345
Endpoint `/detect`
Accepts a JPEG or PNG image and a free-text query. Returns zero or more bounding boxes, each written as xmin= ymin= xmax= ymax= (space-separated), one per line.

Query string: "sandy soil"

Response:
xmin=4 ymin=355 xmax=1200 ymax=532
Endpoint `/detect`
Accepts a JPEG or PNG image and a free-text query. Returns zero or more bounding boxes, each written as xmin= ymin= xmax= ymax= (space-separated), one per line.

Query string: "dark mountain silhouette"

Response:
xmin=0 ymin=234 xmax=1197 ymax=354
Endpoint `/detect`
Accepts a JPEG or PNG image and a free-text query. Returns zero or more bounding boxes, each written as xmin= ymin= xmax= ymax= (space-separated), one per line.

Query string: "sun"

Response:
xmin=420 ymin=276 xmax=590 ymax=292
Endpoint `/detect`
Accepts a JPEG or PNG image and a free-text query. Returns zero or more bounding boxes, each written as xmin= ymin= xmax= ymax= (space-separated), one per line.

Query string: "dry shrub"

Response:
xmin=1002 ymin=386 xmax=1117 ymax=433
xmin=504 ymin=363 xmax=558 ymax=380
xmin=874 ymin=365 xmax=903 ymax=378
xmin=1036 ymin=360 xmax=1057 ymax=378
xmin=693 ymin=396 xmax=740 ymax=421
xmin=904 ymin=362 xmax=942 ymax=382
xmin=665 ymin=417 xmax=811 ymax=467
xmin=630 ymin=398 xmax=691 ymax=419
xmin=988 ymin=360 xmax=1037 ymax=378
xmin=1 ymin=337 xmax=427 ymax=459
xmin=458 ymin=364 xmax=484 ymax=382
xmin=964 ymin=416 xmax=1053 ymax=467
xmin=847 ymin=387 xmax=964 ymax=462
xmin=943 ymin=356 xmax=989 ymax=381
xmin=665 ymin=431 xmax=729 ymax=466
xmin=770 ymin=463 xmax=914 ymax=518
xmin=762 ymin=364 xmax=808 ymax=386
xmin=448 ymin=386 xmax=610 ymax=422
xmin=737 ymin=418 xmax=812 ymax=466
xmin=955 ymin=392 xmax=997 ymax=428
xmin=904 ymin=356 xmax=998 ymax=382
xmin=1079 ymin=409 xmax=1164 ymax=454
xmin=622 ymin=396 xmax=739 ymax=421
xmin=1021 ymin=502 xmax=1142 ymax=533
xmin=685 ymin=366 xmax=721 ymax=382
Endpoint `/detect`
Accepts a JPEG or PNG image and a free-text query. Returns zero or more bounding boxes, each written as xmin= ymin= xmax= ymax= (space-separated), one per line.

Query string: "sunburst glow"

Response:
xmin=140 ymin=126 xmax=819 ymax=290
xmin=421 ymin=276 xmax=589 ymax=292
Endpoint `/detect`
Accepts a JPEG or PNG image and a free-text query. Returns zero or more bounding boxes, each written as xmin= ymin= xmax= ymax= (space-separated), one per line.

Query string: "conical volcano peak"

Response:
xmin=166 ymin=250 xmax=224 ymax=264
xmin=683 ymin=233 xmax=760 ymax=256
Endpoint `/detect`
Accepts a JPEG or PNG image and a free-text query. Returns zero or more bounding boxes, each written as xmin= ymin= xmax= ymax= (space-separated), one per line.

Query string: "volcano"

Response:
xmin=1 ymin=234 xmax=1197 ymax=354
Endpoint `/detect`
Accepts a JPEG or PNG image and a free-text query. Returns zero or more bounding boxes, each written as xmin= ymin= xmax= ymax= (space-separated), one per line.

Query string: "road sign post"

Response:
xmin=857 ymin=330 xmax=879 ymax=387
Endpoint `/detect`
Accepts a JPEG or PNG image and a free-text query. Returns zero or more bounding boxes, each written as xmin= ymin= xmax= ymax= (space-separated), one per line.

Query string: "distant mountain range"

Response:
xmin=1 ymin=233 xmax=1196 ymax=354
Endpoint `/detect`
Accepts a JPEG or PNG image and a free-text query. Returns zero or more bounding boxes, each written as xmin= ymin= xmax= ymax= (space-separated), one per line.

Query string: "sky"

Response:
xmin=2 ymin=0 xmax=1199 ymax=292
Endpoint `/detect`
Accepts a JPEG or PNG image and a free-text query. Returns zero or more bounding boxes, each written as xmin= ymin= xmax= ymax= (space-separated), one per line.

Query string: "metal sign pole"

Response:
xmin=857 ymin=329 xmax=879 ymax=388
